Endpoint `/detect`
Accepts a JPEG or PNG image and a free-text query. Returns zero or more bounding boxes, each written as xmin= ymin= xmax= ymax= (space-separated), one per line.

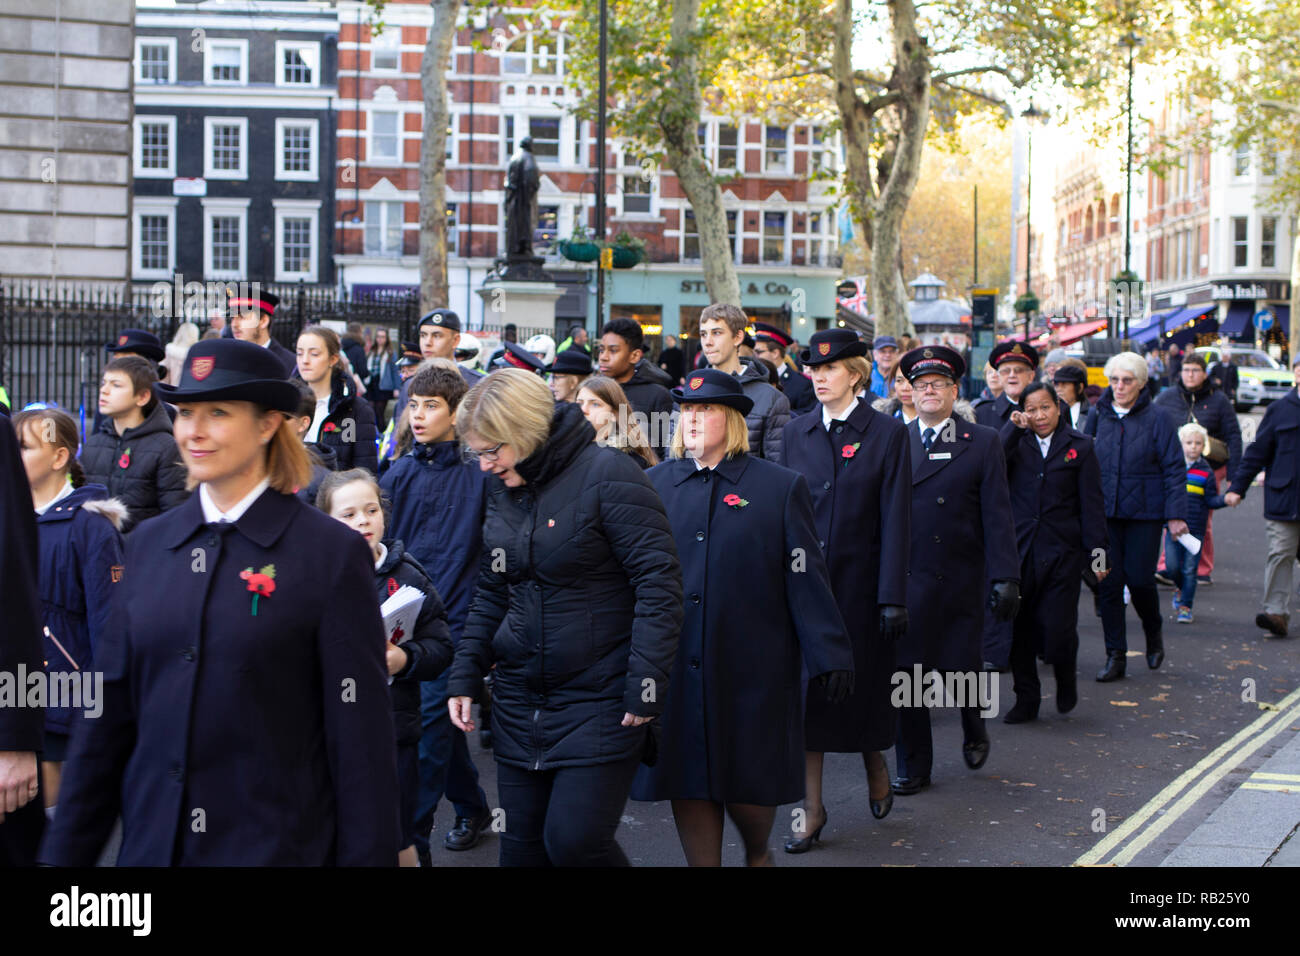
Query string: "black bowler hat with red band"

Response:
xmin=753 ymin=322 xmax=795 ymax=351
xmin=155 ymin=339 xmax=301 ymax=413
xmin=900 ymin=344 xmax=966 ymax=383
xmin=501 ymin=340 xmax=546 ymax=374
xmin=227 ymin=287 xmax=281 ymax=318
xmin=671 ymin=368 xmax=754 ymax=415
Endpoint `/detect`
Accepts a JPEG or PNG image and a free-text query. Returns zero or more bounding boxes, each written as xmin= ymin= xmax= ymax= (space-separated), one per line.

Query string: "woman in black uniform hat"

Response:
xmin=631 ymin=368 xmax=854 ymax=865
xmin=779 ymin=329 xmax=912 ymax=851
xmin=40 ymin=338 xmax=401 ymax=866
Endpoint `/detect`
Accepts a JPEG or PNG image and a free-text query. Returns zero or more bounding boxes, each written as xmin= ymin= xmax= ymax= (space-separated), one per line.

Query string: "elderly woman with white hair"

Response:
xmin=1084 ymin=351 xmax=1188 ymax=682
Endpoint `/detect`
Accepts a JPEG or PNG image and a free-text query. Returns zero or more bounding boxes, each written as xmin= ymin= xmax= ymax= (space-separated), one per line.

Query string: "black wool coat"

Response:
xmin=1000 ymin=421 xmax=1109 ymax=663
xmin=898 ymin=418 xmax=1020 ymax=673
xmin=0 ymin=418 xmax=43 ymax=754
xmin=630 ymin=454 xmax=854 ymax=805
xmin=1229 ymin=389 xmax=1300 ymax=520
xmin=39 ymin=490 xmax=401 ymax=866
xmin=447 ymin=403 xmax=683 ymax=770
xmin=781 ymin=401 xmax=911 ymax=752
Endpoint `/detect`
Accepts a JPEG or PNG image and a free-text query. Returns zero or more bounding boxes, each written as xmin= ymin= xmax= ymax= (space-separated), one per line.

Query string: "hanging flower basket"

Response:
xmin=559 ymin=240 xmax=601 ymax=263
xmin=609 ymin=245 xmax=643 ymax=269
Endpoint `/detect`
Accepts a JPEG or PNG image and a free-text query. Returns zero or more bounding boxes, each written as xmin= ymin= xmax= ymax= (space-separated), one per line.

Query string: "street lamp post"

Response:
xmin=1119 ymin=29 xmax=1142 ymax=341
xmin=1020 ymin=102 xmax=1046 ymax=338
xmin=594 ymin=0 xmax=608 ymax=329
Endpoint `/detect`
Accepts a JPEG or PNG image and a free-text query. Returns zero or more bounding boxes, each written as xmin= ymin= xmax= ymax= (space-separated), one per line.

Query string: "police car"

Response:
xmin=1193 ymin=346 xmax=1295 ymax=411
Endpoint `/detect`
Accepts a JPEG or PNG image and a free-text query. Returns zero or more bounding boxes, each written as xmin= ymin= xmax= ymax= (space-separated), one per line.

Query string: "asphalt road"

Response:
xmin=429 ymin=412 xmax=1300 ymax=867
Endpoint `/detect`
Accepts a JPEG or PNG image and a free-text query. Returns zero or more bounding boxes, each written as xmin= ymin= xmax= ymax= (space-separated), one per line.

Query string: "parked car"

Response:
xmin=1193 ymin=346 xmax=1295 ymax=411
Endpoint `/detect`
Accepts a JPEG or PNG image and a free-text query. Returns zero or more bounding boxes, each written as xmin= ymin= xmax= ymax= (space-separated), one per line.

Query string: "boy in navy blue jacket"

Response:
xmin=1167 ymin=422 xmax=1226 ymax=623
xmin=379 ymin=360 xmax=491 ymax=863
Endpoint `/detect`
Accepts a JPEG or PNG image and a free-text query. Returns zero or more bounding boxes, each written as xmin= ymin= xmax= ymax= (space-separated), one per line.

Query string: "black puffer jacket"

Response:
xmin=297 ymin=442 xmax=338 ymax=507
xmin=1153 ymin=380 xmax=1242 ymax=476
xmin=80 ymin=399 xmax=188 ymax=531
xmin=305 ymin=368 xmax=380 ymax=474
xmin=620 ymin=360 xmax=674 ymax=460
xmin=374 ymin=540 xmax=454 ymax=746
xmin=447 ymin=402 xmax=683 ymax=770
xmin=735 ymin=357 xmax=791 ymax=462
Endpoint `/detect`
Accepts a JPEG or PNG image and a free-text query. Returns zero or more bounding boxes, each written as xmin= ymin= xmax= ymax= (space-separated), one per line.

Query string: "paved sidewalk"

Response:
xmin=1159 ymin=720 xmax=1300 ymax=867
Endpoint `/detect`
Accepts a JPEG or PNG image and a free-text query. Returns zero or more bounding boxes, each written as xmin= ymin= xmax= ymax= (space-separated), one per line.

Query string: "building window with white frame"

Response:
xmin=762 ymin=211 xmax=787 ymax=263
xmin=500 ymin=32 xmax=566 ymax=77
xmin=205 ymin=117 xmax=248 ymax=179
xmin=206 ymin=39 xmax=247 ymax=85
xmin=717 ymin=124 xmax=739 ymax=170
xmin=371 ymin=28 xmax=400 ymax=71
xmin=277 ymin=41 xmax=319 ymax=87
xmin=136 ymin=37 xmax=175 ymax=84
xmin=622 ymin=174 xmax=652 ymax=215
xmin=364 ymin=200 xmax=405 ymax=257
xmin=535 ymin=205 xmax=558 ymax=255
xmin=1233 ymin=145 xmax=1250 ymax=177
xmin=446 ymin=203 xmax=458 ymax=256
xmin=370 ymin=111 xmax=400 ymax=162
xmin=203 ymin=200 xmax=248 ymax=279
xmin=764 ymin=126 xmax=788 ymax=172
xmin=134 ymin=116 xmax=176 ymax=178
xmin=1261 ymin=216 xmax=1277 ymax=269
xmin=274 ymin=202 xmax=319 ymax=281
xmin=1231 ymin=217 xmax=1249 ymax=267
xmin=275 ymin=118 xmax=318 ymax=180
xmin=133 ymin=200 xmax=177 ymax=279
xmin=529 ymin=116 xmax=561 ymax=160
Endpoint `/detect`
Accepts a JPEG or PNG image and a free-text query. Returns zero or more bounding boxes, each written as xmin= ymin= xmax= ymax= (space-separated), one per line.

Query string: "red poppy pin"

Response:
xmin=191 ymin=356 xmax=215 ymax=381
xmin=1065 ymin=448 xmax=1078 ymax=462
xmin=842 ymin=442 xmax=860 ymax=460
xmin=386 ymin=577 xmax=399 ymax=597
xmin=240 ymin=564 xmax=276 ymax=616
xmin=323 ymin=422 xmax=338 ymax=433
xmin=117 ymin=447 xmax=131 ymax=470
xmin=723 ymin=493 xmax=749 ymax=509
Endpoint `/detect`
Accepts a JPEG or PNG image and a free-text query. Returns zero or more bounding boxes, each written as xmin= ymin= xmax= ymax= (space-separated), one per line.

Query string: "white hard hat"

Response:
xmin=454 ymin=334 xmax=482 ymax=370
xmin=524 ymin=333 xmax=556 ymax=367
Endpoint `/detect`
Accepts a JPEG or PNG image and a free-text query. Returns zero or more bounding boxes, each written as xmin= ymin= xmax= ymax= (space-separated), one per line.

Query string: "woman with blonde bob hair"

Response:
xmin=447 ymin=368 xmax=683 ymax=867
xmin=631 ymin=368 xmax=854 ymax=866
xmin=42 ymin=338 xmax=401 ymax=866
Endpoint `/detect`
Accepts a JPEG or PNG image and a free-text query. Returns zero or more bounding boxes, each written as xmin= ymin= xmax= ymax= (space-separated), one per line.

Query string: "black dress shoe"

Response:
xmin=1145 ymin=634 xmax=1164 ymax=670
xmin=962 ymin=737 xmax=990 ymax=769
xmin=1003 ymin=700 xmax=1039 ymax=724
xmin=1055 ymin=668 xmax=1078 ymax=713
xmin=480 ymin=728 xmax=494 ymax=750
xmin=1095 ymin=651 xmax=1126 ymax=682
xmin=445 ymin=811 xmax=491 ymax=851
xmin=783 ymin=808 xmax=827 ymax=853
xmin=863 ymin=752 xmax=893 ymax=819
xmin=892 ymin=775 xmax=931 ymax=796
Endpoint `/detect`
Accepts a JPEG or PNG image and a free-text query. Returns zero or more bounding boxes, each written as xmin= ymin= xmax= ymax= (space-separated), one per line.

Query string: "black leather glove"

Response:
xmin=879 ymin=604 xmax=908 ymax=640
xmin=989 ymin=580 xmax=1021 ymax=622
xmin=816 ymin=670 xmax=855 ymax=704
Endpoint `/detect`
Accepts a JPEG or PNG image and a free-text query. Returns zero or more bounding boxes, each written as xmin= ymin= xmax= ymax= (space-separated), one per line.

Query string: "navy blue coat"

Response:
xmin=379 ymin=439 xmax=489 ymax=641
xmin=1228 ymin=389 xmax=1300 ymax=520
xmin=268 ymin=337 xmax=298 ymax=378
xmin=0 ymin=418 xmax=43 ymax=754
xmin=306 ymin=368 xmax=380 ymax=475
xmin=778 ymin=364 xmax=817 ymax=416
xmin=1153 ymin=381 xmax=1242 ymax=476
xmin=1085 ymin=389 xmax=1188 ymax=522
xmin=781 ymin=401 xmax=911 ymax=752
xmin=374 ymin=540 xmax=454 ymax=746
xmin=899 ymin=418 xmax=1020 ymax=672
xmin=40 ymin=489 xmax=400 ymax=866
xmin=631 ymin=454 xmax=853 ymax=805
xmin=35 ymin=485 xmax=125 ymax=736
xmin=447 ymin=403 xmax=683 ymax=770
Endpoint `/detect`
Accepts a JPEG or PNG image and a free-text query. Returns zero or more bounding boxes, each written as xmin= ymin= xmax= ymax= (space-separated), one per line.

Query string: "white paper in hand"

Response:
xmin=380 ymin=585 xmax=425 ymax=646
xmin=1177 ymin=533 xmax=1201 ymax=556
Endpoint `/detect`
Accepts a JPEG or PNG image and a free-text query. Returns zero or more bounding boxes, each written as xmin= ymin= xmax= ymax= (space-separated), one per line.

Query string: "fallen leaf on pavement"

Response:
xmin=1110 ymin=700 xmax=1139 ymax=707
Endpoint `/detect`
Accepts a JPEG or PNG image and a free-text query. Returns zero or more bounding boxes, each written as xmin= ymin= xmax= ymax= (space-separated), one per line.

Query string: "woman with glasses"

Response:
xmin=447 ymin=369 xmax=683 ymax=866
xmin=779 ymin=329 xmax=912 ymax=851
xmin=1085 ymin=351 xmax=1188 ymax=682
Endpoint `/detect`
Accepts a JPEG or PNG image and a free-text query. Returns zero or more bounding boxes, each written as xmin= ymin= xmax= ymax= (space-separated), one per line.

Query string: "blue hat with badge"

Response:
xmin=106 ymin=328 xmax=165 ymax=362
xmin=899 ymin=344 xmax=966 ymax=382
xmin=672 ymin=368 xmax=754 ymax=415
xmin=800 ymin=328 xmax=868 ymax=366
xmin=155 ymin=339 xmax=301 ymax=413
xmin=500 ymin=340 xmax=546 ymax=375
xmin=419 ymin=308 xmax=461 ymax=332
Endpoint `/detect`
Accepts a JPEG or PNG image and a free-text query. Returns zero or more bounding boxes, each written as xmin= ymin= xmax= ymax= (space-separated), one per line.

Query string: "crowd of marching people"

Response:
xmin=2 ymin=288 xmax=1295 ymax=868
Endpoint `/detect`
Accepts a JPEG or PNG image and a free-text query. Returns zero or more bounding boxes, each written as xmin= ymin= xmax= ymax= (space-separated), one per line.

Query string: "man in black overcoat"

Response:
xmin=893 ymin=346 xmax=1021 ymax=794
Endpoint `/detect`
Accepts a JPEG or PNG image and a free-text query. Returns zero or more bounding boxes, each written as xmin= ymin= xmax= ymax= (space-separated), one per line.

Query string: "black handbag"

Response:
xmin=641 ymin=721 xmax=661 ymax=767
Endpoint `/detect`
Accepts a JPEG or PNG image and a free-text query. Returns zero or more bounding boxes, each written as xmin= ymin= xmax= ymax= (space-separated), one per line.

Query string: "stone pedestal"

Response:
xmin=476 ymin=278 xmax=564 ymax=331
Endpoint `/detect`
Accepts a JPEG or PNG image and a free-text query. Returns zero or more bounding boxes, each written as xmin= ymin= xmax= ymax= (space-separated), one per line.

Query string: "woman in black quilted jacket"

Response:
xmin=447 ymin=369 xmax=683 ymax=867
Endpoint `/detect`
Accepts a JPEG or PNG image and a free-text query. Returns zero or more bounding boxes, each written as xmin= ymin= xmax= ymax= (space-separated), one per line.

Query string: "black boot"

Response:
xmin=1146 ymin=631 xmax=1164 ymax=670
xmin=1003 ymin=699 xmax=1039 ymax=724
xmin=1054 ymin=664 xmax=1078 ymax=713
xmin=1095 ymin=651 xmax=1126 ymax=682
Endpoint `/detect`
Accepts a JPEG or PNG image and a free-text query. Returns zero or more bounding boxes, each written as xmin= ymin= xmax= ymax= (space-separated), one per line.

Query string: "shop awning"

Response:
xmin=1054 ymin=318 xmax=1109 ymax=346
xmin=1133 ymin=304 xmax=1215 ymax=345
xmin=1219 ymin=303 xmax=1252 ymax=337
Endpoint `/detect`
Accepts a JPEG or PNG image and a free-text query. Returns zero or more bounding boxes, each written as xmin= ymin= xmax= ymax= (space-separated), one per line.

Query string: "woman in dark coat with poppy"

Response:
xmin=630 ymin=368 xmax=855 ymax=866
xmin=1000 ymin=381 xmax=1109 ymax=722
xmin=296 ymin=325 xmax=380 ymax=474
xmin=447 ymin=369 xmax=682 ymax=867
xmin=779 ymin=329 xmax=911 ymax=851
xmin=40 ymin=338 xmax=400 ymax=866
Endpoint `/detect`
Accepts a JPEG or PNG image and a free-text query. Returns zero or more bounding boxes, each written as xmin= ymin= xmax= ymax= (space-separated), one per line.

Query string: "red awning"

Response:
xmin=1054 ymin=318 xmax=1109 ymax=346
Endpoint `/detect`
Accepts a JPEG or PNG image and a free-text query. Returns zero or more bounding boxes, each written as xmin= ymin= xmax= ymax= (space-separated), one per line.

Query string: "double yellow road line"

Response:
xmin=1075 ymin=685 xmax=1300 ymax=866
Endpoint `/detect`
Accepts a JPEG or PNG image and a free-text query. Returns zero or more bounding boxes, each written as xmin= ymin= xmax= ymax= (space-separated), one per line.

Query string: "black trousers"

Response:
xmin=1010 ymin=557 xmax=1082 ymax=708
xmin=0 ymin=769 xmax=44 ymax=867
xmin=894 ymin=688 xmax=987 ymax=780
xmin=495 ymin=750 xmax=641 ymax=867
xmin=1098 ymin=518 xmax=1164 ymax=654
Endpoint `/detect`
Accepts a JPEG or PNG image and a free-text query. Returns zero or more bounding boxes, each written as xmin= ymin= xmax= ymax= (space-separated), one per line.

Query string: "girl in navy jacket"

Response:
xmin=318 ymin=468 xmax=454 ymax=867
xmin=13 ymin=408 xmax=124 ymax=810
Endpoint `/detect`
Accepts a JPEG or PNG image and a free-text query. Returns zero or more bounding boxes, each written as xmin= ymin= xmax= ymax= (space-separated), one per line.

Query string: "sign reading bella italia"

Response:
xmin=1211 ymin=281 xmax=1291 ymax=300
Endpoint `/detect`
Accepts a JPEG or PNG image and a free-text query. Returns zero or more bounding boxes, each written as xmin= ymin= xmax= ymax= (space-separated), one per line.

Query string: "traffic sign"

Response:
xmin=1254 ymin=309 xmax=1275 ymax=332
